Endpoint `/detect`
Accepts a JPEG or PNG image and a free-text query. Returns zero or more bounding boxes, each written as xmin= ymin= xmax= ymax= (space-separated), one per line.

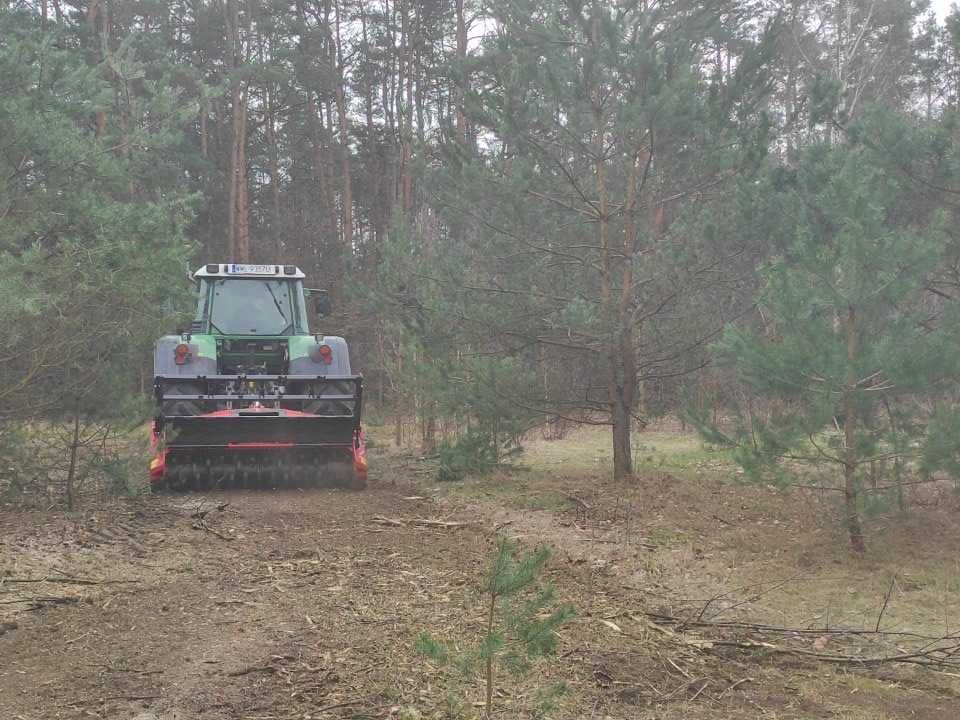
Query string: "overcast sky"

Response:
xmin=935 ymin=0 xmax=955 ymax=19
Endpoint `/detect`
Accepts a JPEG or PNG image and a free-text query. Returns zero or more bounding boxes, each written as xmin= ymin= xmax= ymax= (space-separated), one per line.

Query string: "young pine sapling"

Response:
xmin=416 ymin=536 xmax=574 ymax=718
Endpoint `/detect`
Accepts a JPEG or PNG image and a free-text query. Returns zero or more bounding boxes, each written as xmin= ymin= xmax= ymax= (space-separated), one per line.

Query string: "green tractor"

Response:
xmin=149 ymin=263 xmax=366 ymax=490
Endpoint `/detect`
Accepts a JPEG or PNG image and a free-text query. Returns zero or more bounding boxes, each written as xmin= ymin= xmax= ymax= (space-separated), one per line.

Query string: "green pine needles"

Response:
xmin=416 ymin=536 xmax=574 ymax=718
xmin=690 ymin=112 xmax=960 ymax=553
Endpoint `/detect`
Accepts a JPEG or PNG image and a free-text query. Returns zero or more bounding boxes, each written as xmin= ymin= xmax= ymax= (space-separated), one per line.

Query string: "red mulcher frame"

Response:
xmin=150 ymin=375 xmax=366 ymax=487
xmin=149 ymin=415 xmax=367 ymax=485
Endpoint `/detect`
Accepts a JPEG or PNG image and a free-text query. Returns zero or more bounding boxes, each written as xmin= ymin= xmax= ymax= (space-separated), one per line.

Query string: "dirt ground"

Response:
xmin=2 ymin=428 xmax=959 ymax=719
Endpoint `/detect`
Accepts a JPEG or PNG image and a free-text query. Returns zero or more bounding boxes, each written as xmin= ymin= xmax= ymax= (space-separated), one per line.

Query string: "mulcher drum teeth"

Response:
xmin=153 ymin=405 xmax=366 ymax=491
xmin=159 ymin=452 xmax=364 ymax=491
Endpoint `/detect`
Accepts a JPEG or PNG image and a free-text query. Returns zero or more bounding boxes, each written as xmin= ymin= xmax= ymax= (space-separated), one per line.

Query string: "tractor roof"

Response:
xmin=194 ymin=263 xmax=306 ymax=279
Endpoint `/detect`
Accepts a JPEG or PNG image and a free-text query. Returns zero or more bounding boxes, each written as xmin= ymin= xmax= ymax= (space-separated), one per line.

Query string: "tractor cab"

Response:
xmin=192 ymin=263 xmax=311 ymax=336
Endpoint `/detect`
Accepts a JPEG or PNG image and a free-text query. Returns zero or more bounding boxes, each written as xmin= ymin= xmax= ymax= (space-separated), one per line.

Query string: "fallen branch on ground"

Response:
xmin=370 ymin=516 xmax=469 ymax=529
xmin=643 ymin=613 xmax=955 ymax=642
xmin=0 ymin=596 xmax=79 ymax=607
xmin=192 ymin=521 xmax=234 ymax=541
xmin=227 ymin=664 xmax=277 ymax=677
xmin=707 ymin=638 xmax=960 ymax=669
xmin=227 ymin=654 xmax=295 ymax=677
xmin=0 ymin=575 xmax=138 ymax=586
xmin=313 ymin=699 xmax=366 ymax=713
xmin=645 ymin=612 xmax=960 ymax=670
xmin=412 ymin=518 xmax=469 ymax=528
xmin=191 ymin=500 xmax=231 ymax=520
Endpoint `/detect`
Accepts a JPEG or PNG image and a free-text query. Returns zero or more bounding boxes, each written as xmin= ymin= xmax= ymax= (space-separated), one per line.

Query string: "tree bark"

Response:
xmin=484 ymin=591 xmax=497 ymax=718
xmin=333 ymin=0 xmax=353 ymax=260
xmin=421 ymin=415 xmax=436 ymax=453
xmin=398 ymin=0 xmax=413 ymax=212
xmin=454 ymin=0 xmax=468 ymax=144
xmin=413 ymin=4 xmax=425 ymax=142
xmin=589 ymin=5 xmax=633 ymax=480
xmin=311 ymin=104 xmax=328 ymax=217
xmin=228 ymin=83 xmax=250 ymax=262
xmin=225 ymin=0 xmax=250 ymax=262
xmin=265 ymin=85 xmax=282 ymax=258
xmin=614 ymin=144 xmax=646 ymax=479
xmin=611 ymin=395 xmax=633 ymax=479
xmin=843 ymin=305 xmax=866 ymax=553
xmin=360 ymin=6 xmax=375 ymax=133
xmin=199 ymin=96 xmax=209 ymax=159
xmin=394 ymin=347 xmax=403 ymax=446
xmin=321 ymin=95 xmax=339 ymax=243
xmin=87 ymin=0 xmax=108 ymax=137
xmin=65 ymin=404 xmax=81 ymax=511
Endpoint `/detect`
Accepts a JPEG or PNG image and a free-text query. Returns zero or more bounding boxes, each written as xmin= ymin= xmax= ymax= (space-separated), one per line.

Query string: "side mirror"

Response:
xmin=312 ymin=290 xmax=332 ymax=318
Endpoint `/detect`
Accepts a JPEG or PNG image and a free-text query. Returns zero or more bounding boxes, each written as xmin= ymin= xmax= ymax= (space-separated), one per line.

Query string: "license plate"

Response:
xmin=228 ymin=264 xmax=275 ymax=275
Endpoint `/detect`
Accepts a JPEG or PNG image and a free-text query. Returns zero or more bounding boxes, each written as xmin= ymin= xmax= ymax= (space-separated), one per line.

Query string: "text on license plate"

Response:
xmin=228 ymin=264 xmax=275 ymax=274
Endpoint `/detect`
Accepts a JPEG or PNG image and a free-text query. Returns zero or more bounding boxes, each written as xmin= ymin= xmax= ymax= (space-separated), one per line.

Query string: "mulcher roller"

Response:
xmin=160 ymin=451 xmax=364 ymax=491
xmin=153 ymin=403 xmax=368 ymax=491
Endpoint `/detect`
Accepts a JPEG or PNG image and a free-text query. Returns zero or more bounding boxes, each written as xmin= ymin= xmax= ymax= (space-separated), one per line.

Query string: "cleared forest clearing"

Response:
xmin=2 ymin=427 xmax=958 ymax=720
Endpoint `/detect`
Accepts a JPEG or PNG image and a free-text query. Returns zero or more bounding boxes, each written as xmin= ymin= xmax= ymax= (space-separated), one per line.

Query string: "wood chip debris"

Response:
xmin=370 ymin=516 xmax=469 ymax=529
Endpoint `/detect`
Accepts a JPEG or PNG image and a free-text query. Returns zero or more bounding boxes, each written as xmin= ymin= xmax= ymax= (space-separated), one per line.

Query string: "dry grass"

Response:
xmin=1 ymin=423 xmax=957 ymax=719
xmin=398 ymin=422 xmax=960 ymax=717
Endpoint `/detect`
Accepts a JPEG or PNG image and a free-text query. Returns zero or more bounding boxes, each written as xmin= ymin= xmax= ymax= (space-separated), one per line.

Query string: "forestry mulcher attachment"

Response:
xmin=149 ymin=264 xmax=367 ymax=490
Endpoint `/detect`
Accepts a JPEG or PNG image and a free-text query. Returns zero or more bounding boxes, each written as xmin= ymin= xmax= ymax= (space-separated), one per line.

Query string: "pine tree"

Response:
xmin=696 ymin=114 xmax=960 ymax=553
xmin=0 ymin=9 xmax=193 ymax=504
xmin=416 ymin=536 xmax=574 ymax=718
xmin=419 ymin=0 xmax=778 ymax=479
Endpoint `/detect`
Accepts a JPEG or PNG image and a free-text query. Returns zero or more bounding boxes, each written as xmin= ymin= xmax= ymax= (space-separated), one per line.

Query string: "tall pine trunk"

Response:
xmin=843 ymin=305 xmax=866 ymax=553
xmin=87 ymin=0 xmax=108 ymax=137
xmin=225 ymin=0 xmax=250 ymax=262
xmin=228 ymin=84 xmax=250 ymax=262
xmin=398 ymin=0 xmax=413 ymax=213
xmin=199 ymin=96 xmax=209 ymax=159
xmin=65 ymin=403 xmax=81 ymax=511
xmin=612 ymin=148 xmax=645 ymax=479
xmin=596 ymin=151 xmax=629 ymax=477
xmin=265 ymin=86 xmax=281 ymax=258
xmin=590 ymin=6 xmax=635 ymax=480
xmin=334 ymin=81 xmax=353 ymax=256
xmin=611 ymin=395 xmax=633 ymax=479
xmin=454 ymin=0 xmax=468 ymax=144
xmin=327 ymin=0 xmax=352 ymax=292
